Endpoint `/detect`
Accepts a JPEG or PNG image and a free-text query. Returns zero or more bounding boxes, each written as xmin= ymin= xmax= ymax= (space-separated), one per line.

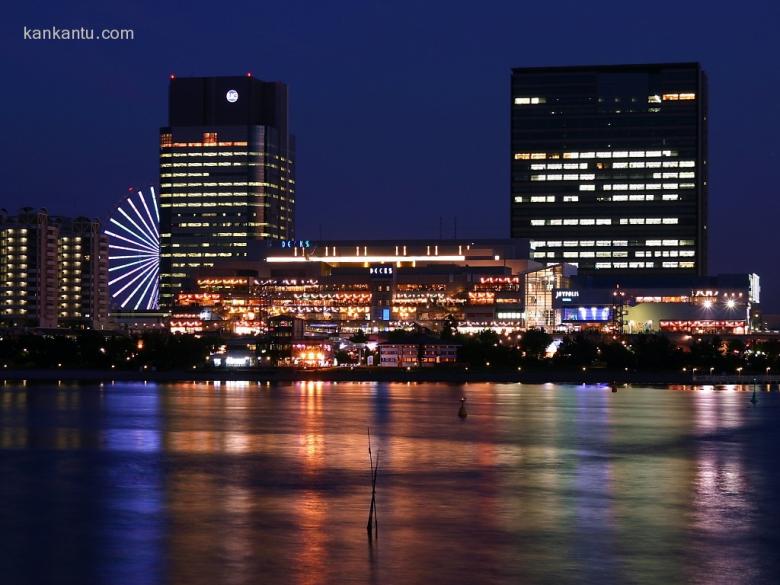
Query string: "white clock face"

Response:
xmin=226 ymin=89 xmax=239 ymax=103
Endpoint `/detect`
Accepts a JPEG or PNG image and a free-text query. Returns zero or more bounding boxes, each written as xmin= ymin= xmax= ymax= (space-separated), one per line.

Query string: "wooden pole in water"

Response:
xmin=367 ymin=427 xmax=374 ymax=533
xmin=367 ymin=428 xmax=380 ymax=536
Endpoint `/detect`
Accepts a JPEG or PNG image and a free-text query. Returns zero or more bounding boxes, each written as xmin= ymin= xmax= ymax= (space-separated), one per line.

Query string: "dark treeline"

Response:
xmin=453 ymin=329 xmax=780 ymax=373
xmin=1 ymin=329 xmax=779 ymax=374
xmin=0 ymin=332 xmax=214 ymax=371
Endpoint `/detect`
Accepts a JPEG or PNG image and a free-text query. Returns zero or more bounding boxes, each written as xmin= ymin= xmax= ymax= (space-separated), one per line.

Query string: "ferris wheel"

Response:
xmin=105 ymin=187 xmax=160 ymax=310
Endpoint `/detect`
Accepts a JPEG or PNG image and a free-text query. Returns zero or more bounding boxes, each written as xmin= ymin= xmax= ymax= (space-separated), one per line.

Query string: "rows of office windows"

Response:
xmin=528 ymin=160 xmax=695 ymax=170
xmin=514 ymin=149 xmax=680 ymax=160
xmin=531 ymin=238 xmax=695 ymax=248
xmin=529 ymin=217 xmax=679 ymax=226
xmin=514 ymin=93 xmax=695 ymax=106
xmin=533 ymin=249 xmax=695 ymax=259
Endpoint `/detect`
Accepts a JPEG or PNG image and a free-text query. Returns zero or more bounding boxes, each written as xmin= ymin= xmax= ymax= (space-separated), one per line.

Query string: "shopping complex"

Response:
xmin=162 ymin=237 xmax=761 ymax=340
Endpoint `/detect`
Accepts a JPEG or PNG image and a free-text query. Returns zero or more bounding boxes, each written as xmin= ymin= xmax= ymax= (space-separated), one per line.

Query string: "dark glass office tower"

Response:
xmin=511 ymin=63 xmax=707 ymax=276
xmin=159 ymin=75 xmax=295 ymax=308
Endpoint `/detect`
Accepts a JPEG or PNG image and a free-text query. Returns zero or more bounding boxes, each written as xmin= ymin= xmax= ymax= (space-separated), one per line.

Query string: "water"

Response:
xmin=1 ymin=381 xmax=779 ymax=585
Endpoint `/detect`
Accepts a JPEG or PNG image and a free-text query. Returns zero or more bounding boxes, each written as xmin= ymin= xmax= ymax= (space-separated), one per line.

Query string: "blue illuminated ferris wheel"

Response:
xmin=105 ymin=187 xmax=160 ymax=310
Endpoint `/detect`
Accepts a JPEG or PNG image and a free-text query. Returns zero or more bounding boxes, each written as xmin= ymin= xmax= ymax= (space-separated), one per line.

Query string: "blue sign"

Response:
xmin=562 ymin=306 xmax=612 ymax=322
xmin=280 ymin=240 xmax=311 ymax=249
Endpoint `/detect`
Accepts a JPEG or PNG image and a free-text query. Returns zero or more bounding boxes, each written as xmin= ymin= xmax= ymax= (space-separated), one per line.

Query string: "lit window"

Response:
xmin=514 ymin=96 xmax=547 ymax=105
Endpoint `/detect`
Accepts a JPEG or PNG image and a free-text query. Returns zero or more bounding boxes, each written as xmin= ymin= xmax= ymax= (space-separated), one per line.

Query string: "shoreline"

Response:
xmin=2 ymin=368 xmax=778 ymax=386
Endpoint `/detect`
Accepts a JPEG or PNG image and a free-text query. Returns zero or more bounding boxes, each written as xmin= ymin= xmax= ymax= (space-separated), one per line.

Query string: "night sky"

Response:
xmin=2 ymin=1 xmax=779 ymax=309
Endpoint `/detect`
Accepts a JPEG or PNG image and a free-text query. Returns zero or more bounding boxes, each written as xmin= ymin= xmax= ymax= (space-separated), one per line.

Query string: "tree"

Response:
xmin=350 ymin=330 xmax=368 ymax=343
xmin=518 ymin=328 xmax=552 ymax=361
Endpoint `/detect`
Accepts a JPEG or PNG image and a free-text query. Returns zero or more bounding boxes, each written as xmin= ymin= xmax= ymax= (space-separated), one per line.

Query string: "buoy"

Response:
xmin=611 ymin=383 xmax=618 ymax=393
xmin=458 ymin=397 xmax=468 ymax=419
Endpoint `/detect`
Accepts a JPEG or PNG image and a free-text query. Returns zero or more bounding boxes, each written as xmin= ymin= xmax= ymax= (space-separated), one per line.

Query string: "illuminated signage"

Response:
xmin=280 ymin=240 xmax=311 ymax=249
xmin=226 ymin=89 xmax=239 ymax=103
xmin=562 ymin=306 xmax=611 ymax=322
xmin=555 ymin=290 xmax=580 ymax=301
xmin=369 ymin=267 xmax=393 ymax=276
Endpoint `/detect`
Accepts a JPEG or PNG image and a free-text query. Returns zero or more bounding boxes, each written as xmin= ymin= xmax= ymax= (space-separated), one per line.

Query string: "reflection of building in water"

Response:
xmin=608 ymin=395 xmax=692 ymax=582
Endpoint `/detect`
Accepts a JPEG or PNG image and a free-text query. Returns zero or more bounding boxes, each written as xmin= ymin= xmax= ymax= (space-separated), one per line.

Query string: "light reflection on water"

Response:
xmin=0 ymin=382 xmax=779 ymax=584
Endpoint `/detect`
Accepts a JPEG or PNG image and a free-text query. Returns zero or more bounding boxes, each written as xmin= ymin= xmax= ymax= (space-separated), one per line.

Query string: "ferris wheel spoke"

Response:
xmin=134 ymin=265 xmax=159 ymax=311
xmin=108 ymin=187 xmax=160 ymax=310
xmin=117 ymin=208 xmax=158 ymax=250
xmin=127 ymin=197 xmax=158 ymax=244
xmin=105 ymin=229 xmax=158 ymax=253
xmin=109 ymin=257 xmax=157 ymax=287
xmin=115 ymin=260 xmax=158 ymax=300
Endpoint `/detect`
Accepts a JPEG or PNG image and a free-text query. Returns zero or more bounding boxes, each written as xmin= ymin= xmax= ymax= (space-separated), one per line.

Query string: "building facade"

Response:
xmin=0 ymin=209 xmax=108 ymax=329
xmin=554 ymin=273 xmax=760 ymax=334
xmin=511 ymin=63 xmax=708 ymax=276
xmin=159 ymin=75 xmax=295 ymax=309
xmin=164 ymin=239 xmax=581 ymax=335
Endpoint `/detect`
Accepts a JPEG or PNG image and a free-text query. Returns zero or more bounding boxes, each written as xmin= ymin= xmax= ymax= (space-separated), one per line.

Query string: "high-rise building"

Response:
xmin=511 ymin=63 xmax=708 ymax=276
xmin=159 ymin=75 xmax=295 ymax=309
xmin=58 ymin=217 xmax=109 ymax=329
xmin=0 ymin=209 xmax=108 ymax=329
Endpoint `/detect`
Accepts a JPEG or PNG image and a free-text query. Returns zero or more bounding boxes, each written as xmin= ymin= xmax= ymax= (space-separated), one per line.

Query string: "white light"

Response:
xmin=266 ymin=255 xmax=467 ymax=264
xmin=703 ymin=300 xmax=712 ymax=309
xmin=106 ymin=188 xmax=160 ymax=310
xmin=726 ymin=299 xmax=736 ymax=309
xmin=226 ymin=89 xmax=238 ymax=103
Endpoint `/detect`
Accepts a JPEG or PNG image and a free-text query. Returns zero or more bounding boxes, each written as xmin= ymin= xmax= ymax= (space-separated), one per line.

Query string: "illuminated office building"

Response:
xmin=511 ymin=63 xmax=708 ymax=275
xmin=159 ymin=75 xmax=295 ymax=309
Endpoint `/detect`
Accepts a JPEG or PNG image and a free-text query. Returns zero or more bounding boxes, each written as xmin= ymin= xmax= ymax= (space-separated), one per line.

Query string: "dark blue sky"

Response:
xmin=2 ymin=1 xmax=779 ymax=309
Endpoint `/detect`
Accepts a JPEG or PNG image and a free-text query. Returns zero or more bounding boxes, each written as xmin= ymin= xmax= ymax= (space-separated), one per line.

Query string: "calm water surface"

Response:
xmin=1 ymin=381 xmax=779 ymax=585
